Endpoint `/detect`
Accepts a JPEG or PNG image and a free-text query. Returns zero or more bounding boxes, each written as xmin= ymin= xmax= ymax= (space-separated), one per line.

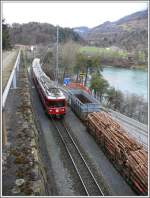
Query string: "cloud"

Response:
xmin=2 ymin=2 xmax=148 ymax=28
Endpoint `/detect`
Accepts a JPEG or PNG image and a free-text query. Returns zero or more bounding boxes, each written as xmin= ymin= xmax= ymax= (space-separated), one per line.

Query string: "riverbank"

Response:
xmin=80 ymin=46 xmax=148 ymax=71
xmin=101 ymin=64 xmax=148 ymax=71
xmin=101 ymin=61 xmax=147 ymax=71
xmin=131 ymin=65 xmax=148 ymax=71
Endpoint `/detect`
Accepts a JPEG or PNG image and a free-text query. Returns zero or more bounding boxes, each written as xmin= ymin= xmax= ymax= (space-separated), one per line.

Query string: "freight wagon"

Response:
xmin=86 ymin=112 xmax=148 ymax=195
xmin=68 ymin=89 xmax=101 ymax=120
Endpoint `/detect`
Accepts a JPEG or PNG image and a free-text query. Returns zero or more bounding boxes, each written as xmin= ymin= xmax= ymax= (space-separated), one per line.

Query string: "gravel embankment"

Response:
xmin=2 ymin=50 xmax=47 ymax=196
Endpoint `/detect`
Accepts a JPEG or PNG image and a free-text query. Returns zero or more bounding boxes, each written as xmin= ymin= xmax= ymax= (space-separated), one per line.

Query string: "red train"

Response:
xmin=32 ymin=58 xmax=66 ymax=117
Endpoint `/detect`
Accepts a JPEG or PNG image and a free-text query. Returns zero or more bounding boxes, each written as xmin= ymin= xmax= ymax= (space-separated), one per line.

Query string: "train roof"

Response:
xmin=32 ymin=58 xmax=65 ymax=100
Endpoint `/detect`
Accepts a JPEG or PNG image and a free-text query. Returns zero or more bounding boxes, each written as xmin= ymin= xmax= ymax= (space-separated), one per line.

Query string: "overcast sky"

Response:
xmin=2 ymin=1 xmax=148 ymax=28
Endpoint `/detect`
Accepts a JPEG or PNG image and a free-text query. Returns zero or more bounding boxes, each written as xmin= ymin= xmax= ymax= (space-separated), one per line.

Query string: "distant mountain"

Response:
xmin=73 ymin=26 xmax=90 ymax=37
xmin=9 ymin=22 xmax=83 ymax=45
xmin=85 ymin=10 xmax=148 ymax=51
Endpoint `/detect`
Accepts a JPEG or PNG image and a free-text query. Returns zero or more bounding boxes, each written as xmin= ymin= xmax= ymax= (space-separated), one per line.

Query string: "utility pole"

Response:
xmin=56 ymin=25 xmax=59 ymax=87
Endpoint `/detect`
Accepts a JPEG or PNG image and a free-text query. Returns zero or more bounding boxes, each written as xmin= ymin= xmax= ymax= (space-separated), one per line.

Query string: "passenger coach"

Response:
xmin=32 ymin=58 xmax=66 ymax=118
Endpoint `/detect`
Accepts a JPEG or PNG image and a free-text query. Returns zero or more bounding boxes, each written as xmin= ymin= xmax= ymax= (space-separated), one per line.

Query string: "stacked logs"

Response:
xmin=86 ymin=111 xmax=148 ymax=195
xmin=126 ymin=149 xmax=148 ymax=194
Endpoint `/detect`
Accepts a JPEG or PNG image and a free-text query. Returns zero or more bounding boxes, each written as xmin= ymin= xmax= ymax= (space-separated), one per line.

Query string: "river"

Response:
xmin=101 ymin=66 xmax=148 ymax=101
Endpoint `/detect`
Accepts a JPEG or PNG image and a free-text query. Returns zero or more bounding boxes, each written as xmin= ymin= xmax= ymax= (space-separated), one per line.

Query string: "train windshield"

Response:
xmin=48 ymin=100 xmax=65 ymax=108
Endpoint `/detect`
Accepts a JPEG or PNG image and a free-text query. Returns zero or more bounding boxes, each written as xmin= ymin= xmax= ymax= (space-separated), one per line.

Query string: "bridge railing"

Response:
xmin=2 ymin=49 xmax=21 ymax=145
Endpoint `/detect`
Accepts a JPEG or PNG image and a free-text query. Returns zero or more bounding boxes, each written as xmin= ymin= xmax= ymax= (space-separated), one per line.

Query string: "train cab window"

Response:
xmin=47 ymin=100 xmax=65 ymax=108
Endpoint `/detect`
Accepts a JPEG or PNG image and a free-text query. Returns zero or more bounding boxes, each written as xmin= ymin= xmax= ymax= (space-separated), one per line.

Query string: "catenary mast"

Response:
xmin=56 ymin=25 xmax=59 ymax=87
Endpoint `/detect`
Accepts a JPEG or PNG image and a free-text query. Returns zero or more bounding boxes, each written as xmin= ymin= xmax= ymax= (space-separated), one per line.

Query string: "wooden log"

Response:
xmin=87 ymin=112 xmax=142 ymax=152
xmin=87 ymin=111 xmax=148 ymax=194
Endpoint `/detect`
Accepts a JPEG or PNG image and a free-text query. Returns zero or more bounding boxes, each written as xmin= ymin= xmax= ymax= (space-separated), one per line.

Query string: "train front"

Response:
xmin=46 ymin=88 xmax=66 ymax=118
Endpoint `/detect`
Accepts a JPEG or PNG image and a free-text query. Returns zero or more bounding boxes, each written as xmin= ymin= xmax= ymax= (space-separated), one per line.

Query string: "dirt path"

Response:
xmin=2 ymin=49 xmax=18 ymax=91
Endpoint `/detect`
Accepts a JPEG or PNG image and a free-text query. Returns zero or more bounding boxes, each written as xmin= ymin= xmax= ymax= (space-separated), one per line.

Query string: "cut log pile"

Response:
xmin=126 ymin=149 xmax=148 ymax=194
xmin=86 ymin=111 xmax=148 ymax=195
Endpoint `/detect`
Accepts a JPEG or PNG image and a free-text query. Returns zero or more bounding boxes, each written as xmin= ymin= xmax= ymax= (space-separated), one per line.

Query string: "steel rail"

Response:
xmin=113 ymin=118 xmax=148 ymax=151
xmin=50 ymin=117 xmax=104 ymax=196
xmin=62 ymin=120 xmax=104 ymax=196
xmin=50 ymin=117 xmax=89 ymax=196
xmin=108 ymin=109 xmax=148 ymax=133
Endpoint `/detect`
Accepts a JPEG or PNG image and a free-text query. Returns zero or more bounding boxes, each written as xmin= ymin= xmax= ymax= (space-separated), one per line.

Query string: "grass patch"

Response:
xmin=79 ymin=46 xmax=128 ymax=59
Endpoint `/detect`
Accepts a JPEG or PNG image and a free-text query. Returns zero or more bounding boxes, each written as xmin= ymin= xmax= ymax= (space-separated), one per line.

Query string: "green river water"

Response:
xmin=101 ymin=66 xmax=148 ymax=101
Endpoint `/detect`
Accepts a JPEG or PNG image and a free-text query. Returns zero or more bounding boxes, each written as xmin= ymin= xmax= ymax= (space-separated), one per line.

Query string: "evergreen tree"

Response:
xmin=2 ymin=19 xmax=12 ymax=50
xmin=90 ymin=73 xmax=109 ymax=101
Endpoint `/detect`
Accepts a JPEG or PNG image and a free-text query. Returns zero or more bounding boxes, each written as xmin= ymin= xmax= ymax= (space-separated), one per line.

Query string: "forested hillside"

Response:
xmin=9 ymin=22 xmax=83 ymax=45
xmin=85 ymin=10 xmax=148 ymax=52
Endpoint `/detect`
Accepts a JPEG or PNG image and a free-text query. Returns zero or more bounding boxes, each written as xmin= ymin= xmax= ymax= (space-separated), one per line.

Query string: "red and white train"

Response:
xmin=32 ymin=58 xmax=66 ymax=117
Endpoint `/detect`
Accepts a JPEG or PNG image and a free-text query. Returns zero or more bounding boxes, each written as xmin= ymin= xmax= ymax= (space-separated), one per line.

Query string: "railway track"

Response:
xmin=50 ymin=117 xmax=104 ymax=196
xmin=108 ymin=110 xmax=148 ymax=150
xmin=108 ymin=109 xmax=147 ymax=133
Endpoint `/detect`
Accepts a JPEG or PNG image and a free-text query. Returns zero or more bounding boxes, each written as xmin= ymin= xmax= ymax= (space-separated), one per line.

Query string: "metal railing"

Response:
xmin=2 ymin=49 xmax=21 ymax=145
xmin=108 ymin=109 xmax=148 ymax=133
xmin=2 ymin=50 xmax=21 ymax=108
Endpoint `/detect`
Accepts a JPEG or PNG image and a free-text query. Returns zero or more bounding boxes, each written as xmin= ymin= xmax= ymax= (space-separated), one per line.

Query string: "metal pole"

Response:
xmin=33 ymin=48 xmax=35 ymax=59
xmin=12 ymin=71 xmax=16 ymax=88
xmin=16 ymin=59 xmax=19 ymax=71
xmin=16 ymin=51 xmax=20 ymax=72
xmin=56 ymin=25 xmax=59 ymax=87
